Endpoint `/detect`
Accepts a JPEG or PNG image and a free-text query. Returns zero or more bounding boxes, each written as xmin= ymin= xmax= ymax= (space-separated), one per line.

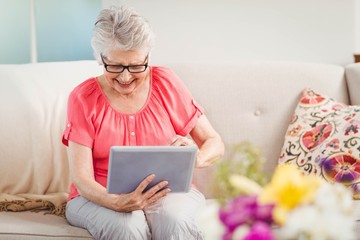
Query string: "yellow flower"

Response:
xmin=259 ymin=164 xmax=321 ymax=224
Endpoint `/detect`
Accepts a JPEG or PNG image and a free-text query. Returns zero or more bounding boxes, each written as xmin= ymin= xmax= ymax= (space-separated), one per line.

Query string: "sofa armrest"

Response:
xmin=345 ymin=63 xmax=360 ymax=105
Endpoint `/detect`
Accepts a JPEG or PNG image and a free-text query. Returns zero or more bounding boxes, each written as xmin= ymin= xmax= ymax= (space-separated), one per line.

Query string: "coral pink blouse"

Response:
xmin=62 ymin=66 xmax=204 ymax=200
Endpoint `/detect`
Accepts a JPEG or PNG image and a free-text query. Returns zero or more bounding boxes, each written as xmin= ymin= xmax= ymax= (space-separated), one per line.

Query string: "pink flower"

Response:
xmin=219 ymin=195 xmax=275 ymax=239
xmin=243 ymin=222 xmax=275 ymax=240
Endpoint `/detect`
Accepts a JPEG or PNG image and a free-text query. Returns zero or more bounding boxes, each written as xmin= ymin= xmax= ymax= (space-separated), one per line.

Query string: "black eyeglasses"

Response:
xmin=100 ymin=54 xmax=149 ymax=73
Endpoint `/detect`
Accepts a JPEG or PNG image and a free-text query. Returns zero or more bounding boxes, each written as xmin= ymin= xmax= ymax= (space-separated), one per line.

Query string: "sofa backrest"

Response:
xmin=0 ymin=61 xmax=102 ymax=195
xmin=168 ymin=62 xmax=349 ymax=195
xmin=0 ymin=60 xmax=351 ymax=198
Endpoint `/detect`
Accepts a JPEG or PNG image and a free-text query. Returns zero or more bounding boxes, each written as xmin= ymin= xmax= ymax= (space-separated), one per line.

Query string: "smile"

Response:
xmin=115 ymin=79 xmax=135 ymax=86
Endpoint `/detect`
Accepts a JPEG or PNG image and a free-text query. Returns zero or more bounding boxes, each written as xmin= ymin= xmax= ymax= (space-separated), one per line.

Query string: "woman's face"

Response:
xmin=101 ymin=49 xmax=149 ymax=96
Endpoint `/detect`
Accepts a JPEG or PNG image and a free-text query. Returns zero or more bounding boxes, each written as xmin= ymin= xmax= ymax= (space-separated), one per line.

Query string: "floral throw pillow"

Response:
xmin=279 ymin=88 xmax=360 ymax=199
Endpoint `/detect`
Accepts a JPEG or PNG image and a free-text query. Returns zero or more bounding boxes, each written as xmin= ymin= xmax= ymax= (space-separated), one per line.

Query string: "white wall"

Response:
xmin=102 ymin=0 xmax=356 ymax=66
xmin=0 ymin=0 xmax=31 ymax=63
xmin=356 ymin=0 xmax=360 ymax=53
xmin=0 ymin=0 xmax=101 ymax=64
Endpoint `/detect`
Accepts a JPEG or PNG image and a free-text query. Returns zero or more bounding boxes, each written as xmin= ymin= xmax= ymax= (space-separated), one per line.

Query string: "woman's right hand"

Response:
xmin=68 ymin=141 xmax=170 ymax=212
xmin=110 ymin=174 xmax=170 ymax=212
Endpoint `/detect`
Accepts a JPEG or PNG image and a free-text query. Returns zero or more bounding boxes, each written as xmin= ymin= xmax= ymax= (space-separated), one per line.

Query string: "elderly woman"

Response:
xmin=62 ymin=5 xmax=224 ymax=240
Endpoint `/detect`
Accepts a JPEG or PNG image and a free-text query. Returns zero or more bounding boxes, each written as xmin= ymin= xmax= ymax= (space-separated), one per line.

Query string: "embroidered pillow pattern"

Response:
xmin=279 ymin=88 xmax=360 ymax=198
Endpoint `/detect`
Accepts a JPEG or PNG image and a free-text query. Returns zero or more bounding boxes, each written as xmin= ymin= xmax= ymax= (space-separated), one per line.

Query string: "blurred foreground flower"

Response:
xmin=258 ymin=164 xmax=320 ymax=224
xmin=228 ymin=175 xmax=262 ymax=196
xmin=212 ymin=142 xmax=268 ymax=204
xmin=219 ymin=195 xmax=275 ymax=240
xmin=212 ymin=142 xmax=356 ymax=240
xmin=276 ymin=181 xmax=355 ymax=240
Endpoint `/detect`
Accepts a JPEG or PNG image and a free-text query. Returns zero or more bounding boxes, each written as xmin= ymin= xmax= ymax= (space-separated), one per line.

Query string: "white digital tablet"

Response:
xmin=106 ymin=146 xmax=197 ymax=194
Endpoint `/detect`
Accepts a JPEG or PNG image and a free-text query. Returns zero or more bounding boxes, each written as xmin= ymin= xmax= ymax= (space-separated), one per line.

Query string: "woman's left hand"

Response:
xmin=169 ymin=135 xmax=196 ymax=146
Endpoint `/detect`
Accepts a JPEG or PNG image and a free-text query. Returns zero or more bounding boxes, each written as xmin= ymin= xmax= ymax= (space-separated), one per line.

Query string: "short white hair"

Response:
xmin=91 ymin=6 xmax=155 ymax=61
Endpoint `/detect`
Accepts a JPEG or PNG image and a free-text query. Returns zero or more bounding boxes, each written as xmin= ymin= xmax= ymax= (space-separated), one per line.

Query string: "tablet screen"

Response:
xmin=106 ymin=146 xmax=197 ymax=194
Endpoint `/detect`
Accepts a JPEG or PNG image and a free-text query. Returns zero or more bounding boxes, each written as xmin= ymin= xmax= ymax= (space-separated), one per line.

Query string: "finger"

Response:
xmin=178 ymin=138 xmax=195 ymax=146
xmin=169 ymin=136 xmax=194 ymax=146
xmin=184 ymin=138 xmax=195 ymax=146
xmin=146 ymin=188 xmax=171 ymax=207
xmin=135 ymin=174 xmax=156 ymax=194
xmin=143 ymin=180 xmax=169 ymax=198
xmin=169 ymin=135 xmax=181 ymax=145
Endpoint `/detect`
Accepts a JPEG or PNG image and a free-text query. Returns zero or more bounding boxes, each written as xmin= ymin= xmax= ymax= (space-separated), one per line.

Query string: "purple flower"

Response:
xmin=219 ymin=195 xmax=275 ymax=238
xmin=222 ymin=230 xmax=233 ymax=240
xmin=254 ymin=203 xmax=274 ymax=224
xmin=219 ymin=195 xmax=257 ymax=231
xmin=243 ymin=222 xmax=275 ymax=240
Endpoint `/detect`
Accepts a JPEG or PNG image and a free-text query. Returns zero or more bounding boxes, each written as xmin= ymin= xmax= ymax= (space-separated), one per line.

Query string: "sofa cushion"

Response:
xmin=0 ymin=211 xmax=92 ymax=239
xmin=279 ymin=88 xmax=360 ymax=198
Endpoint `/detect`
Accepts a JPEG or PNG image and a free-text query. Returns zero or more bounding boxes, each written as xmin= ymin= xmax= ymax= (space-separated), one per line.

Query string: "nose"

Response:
xmin=118 ymin=70 xmax=132 ymax=82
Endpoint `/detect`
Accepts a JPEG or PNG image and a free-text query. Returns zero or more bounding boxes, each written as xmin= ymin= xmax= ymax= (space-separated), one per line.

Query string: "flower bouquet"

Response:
xmin=208 ymin=142 xmax=356 ymax=240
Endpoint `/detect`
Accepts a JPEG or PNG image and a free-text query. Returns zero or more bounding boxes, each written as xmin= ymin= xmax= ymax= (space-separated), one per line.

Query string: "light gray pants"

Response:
xmin=65 ymin=188 xmax=206 ymax=240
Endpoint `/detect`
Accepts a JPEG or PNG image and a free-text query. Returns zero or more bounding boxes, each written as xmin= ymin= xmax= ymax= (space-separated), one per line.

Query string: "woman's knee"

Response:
xmin=89 ymin=211 xmax=151 ymax=240
xmin=66 ymin=198 xmax=150 ymax=240
xmin=151 ymin=212 xmax=203 ymax=240
xmin=146 ymin=189 xmax=205 ymax=239
xmin=92 ymin=219 xmax=149 ymax=240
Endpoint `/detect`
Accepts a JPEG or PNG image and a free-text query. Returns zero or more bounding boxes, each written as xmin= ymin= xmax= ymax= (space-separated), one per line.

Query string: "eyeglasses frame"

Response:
xmin=100 ymin=54 xmax=149 ymax=74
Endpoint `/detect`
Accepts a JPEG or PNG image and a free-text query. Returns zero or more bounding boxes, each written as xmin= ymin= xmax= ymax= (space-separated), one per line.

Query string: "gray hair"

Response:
xmin=91 ymin=6 xmax=155 ymax=61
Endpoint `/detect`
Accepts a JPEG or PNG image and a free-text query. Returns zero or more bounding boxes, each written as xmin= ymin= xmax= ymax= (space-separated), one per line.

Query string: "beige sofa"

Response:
xmin=0 ymin=60 xmax=359 ymax=239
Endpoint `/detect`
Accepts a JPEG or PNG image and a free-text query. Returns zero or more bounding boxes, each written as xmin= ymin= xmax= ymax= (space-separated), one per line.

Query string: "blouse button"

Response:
xmin=130 ymin=132 xmax=135 ymax=136
xmin=129 ymin=116 xmax=134 ymax=120
xmin=67 ymin=123 xmax=71 ymax=127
